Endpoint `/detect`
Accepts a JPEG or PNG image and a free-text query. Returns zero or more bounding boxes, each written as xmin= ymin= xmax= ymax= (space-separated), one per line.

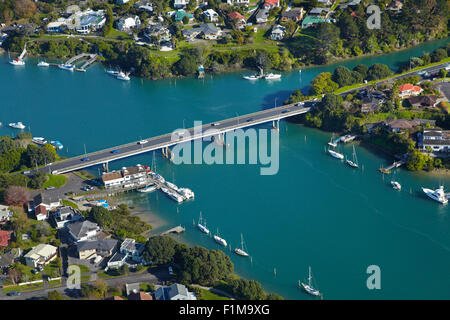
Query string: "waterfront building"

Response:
xmin=47 ymin=9 xmax=106 ymax=35
xmin=182 ymin=23 xmax=221 ymax=40
xmin=24 ymin=244 xmax=57 ymax=268
xmin=420 ymin=129 xmax=450 ymax=153
xmin=155 ymin=283 xmax=197 ymax=300
xmin=101 ymin=164 xmax=151 ymax=190
xmin=384 ymin=119 xmax=421 ymax=133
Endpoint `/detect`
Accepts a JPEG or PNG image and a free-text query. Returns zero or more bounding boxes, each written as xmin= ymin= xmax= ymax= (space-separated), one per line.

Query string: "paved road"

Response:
xmin=0 ymin=267 xmax=170 ymax=300
xmin=35 ymin=103 xmax=312 ymax=175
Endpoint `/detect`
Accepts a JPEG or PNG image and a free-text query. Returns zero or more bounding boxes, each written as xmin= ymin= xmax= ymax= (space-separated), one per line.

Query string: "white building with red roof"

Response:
xmin=398 ymin=83 xmax=423 ymax=98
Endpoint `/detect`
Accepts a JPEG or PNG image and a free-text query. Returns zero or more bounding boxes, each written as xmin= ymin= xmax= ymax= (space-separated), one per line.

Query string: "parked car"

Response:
xmin=45 ymin=186 xmax=55 ymax=190
xmin=7 ymin=291 xmax=21 ymax=296
xmin=168 ymin=266 xmax=174 ymax=275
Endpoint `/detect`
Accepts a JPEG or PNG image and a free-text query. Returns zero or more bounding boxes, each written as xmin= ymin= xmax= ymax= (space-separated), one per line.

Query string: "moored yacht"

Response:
xmin=391 ymin=181 xmax=401 ymax=191
xmin=178 ymin=188 xmax=194 ymax=200
xmin=264 ymin=73 xmax=281 ymax=80
xmin=58 ymin=63 xmax=74 ymax=71
xmin=9 ymin=122 xmax=26 ymax=129
xmin=243 ymin=74 xmax=261 ymax=80
xmin=422 ymin=186 xmax=448 ymax=204
xmin=197 ymin=212 xmax=210 ymax=234
xmin=168 ymin=191 xmax=184 ymax=203
xmin=346 ymin=145 xmax=359 ymax=168
xmin=214 ymin=229 xmax=227 ymax=247
xmin=300 ymin=266 xmax=321 ymax=297
xmin=116 ymin=71 xmax=130 ymax=81
xmin=328 ymin=149 xmax=344 ymax=160
xmin=32 ymin=137 xmax=47 ymax=145
xmin=234 ymin=233 xmax=249 ymax=257
xmin=10 ymin=57 xmax=25 ymax=66
xmin=138 ymin=185 xmax=156 ymax=193
xmin=37 ymin=61 xmax=49 ymax=67
xmin=50 ymin=140 xmax=64 ymax=150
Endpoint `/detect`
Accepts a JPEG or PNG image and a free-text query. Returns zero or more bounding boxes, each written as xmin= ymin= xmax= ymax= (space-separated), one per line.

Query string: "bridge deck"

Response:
xmin=41 ymin=102 xmax=312 ymax=175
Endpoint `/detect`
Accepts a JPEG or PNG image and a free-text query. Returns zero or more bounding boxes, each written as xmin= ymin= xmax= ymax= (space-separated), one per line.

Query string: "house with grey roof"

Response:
xmin=66 ymin=220 xmax=101 ymax=243
xmin=155 ymin=283 xmax=197 ymax=300
xmin=51 ymin=206 xmax=83 ymax=229
xmin=77 ymin=239 xmax=118 ymax=260
xmin=255 ymin=9 xmax=269 ymax=24
xmin=182 ymin=23 xmax=221 ymax=40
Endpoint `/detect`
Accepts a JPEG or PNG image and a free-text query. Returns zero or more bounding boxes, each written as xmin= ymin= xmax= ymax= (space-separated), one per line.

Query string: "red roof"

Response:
xmin=228 ymin=12 xmax=245 ymax=21
xmin=398 ymin=83 xmax=414 ymax=92
xmin=0 ymin=230 xmax=11 ymax=247
xmin=264 ymin=0 xmax=278 ymax=6
xmin=35 ymin=205 xmax=47 ymax=216
xmin=128 ymin=292 xmax=153 ymax=300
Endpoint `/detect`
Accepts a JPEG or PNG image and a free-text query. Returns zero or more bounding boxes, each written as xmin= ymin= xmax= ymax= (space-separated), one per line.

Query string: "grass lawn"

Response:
xmin=72 ymin=171 xmax=95 ymax=181
xmin=62 ymin=199 xmax=79 ymax=210
xmin=42 ymin=174 xmax=67 ymax=189
xmin=197 ymin=288 xmax=231 ymax=300
xmin=43 ymin=260 xmax=61 ymax=278
xmin=72 ymin=264 xmax=90 ymax=273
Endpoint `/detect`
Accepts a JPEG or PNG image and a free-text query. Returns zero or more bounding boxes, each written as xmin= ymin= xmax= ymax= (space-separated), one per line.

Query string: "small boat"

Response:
xmin=37 ymin=61 xmax=49 ymax=67
xmin=243 ymin=74 xmax=261 ymax=80
xmin=300 ymin=266 xmax=321 ymax=297
xmin=50 ymin=140 xmax=64 ymax=150
xmin=328 ymin=149 xmax=344 ymax=160
xmin=116 ymin=71 xmax=130 ymax=81
xmin=391 ymin=180 xmax=401 ymax=191
xmin=160 ymin=187 xmax=171 ymax=195
xmin=9 ymin=57 xmax=25 ymax=66
xmin=214 ymin=229 xmax=227 ymax=247
xmin=234 ymin=233 xmax=249 ymax=257
xmin=138 ymin=185 xmax=156 ymax=193
xmin=168 ymin=192 xmax=184 ymax=203
xmin=154 ymin=174 xmax=165 ymax=183
xmin=178 ymin=188 xmax=194 ymax=200
xmin=264 ymin=73 xmax=281 ymax=80
xmin=58 ymin=63 xmax=74 ymax=71
xmin=165 ymin=181 xmax=179 ymax=191
xmin=346 ymin=145 xmax=359 ymax=168
xmin=106 ymin=69 xmax=119 ymax=76
xmin=422 ymin=186 xmax=448 ymax=204
xmin=9 ymin=122 xmax=26 ymax=129
xmin=197 ymin=212 xmax=210 ymax=234
xmin=32 ymin=137 xmax=47 ymax=145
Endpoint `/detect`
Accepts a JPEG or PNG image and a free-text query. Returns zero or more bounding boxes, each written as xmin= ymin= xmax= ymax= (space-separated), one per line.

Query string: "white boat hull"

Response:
xmin=234 ymin=248 xmax=249 ymax=257
xmin=422 ymin=187 xmax=448 ymax=204
xmin=328 ymin=149 xmax=344 ymax=160
xmin=214 ymin=236 xmax=227 ymax=247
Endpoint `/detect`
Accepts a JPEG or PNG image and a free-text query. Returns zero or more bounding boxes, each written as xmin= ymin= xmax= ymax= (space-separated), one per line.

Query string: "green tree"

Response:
xmin=142 ymin=236 xmax=177 ymax=265
xmin=309 ymin=72 xmax=339 ymax=95
xmin=332 ymin=66 xmax=355 ymax=87
xmin=430 ymin=48 xmax=447 ymax=63
xmin=366 ymin=64 xmax=393 ymax=81
xmin=48 ymin=290 xmax=64 ymax=300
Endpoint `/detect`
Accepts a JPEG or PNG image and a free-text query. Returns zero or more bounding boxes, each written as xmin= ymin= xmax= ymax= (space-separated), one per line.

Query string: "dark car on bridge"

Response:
xmin=246 ymin=117 xmax=254 ymax=122
xmin=81 ymin=157 xmax=89 ymax=161
xmin=111 ymin=149 xmax=119 ymax=154
xmin=281 ymin=109 xmax=289 ymax=114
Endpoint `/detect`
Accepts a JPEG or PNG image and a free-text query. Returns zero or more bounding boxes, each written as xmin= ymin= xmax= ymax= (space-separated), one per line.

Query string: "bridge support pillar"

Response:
xmin=272 ymin=119 xmax=280 ymax=131
xmin=103 ymin=161 xmax=109 ymax=172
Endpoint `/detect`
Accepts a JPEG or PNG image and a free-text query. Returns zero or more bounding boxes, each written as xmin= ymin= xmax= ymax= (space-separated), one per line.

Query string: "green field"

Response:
xmin=197 ymin=288 xmax=231 ymax=300
xmin=42 ymin=174 xmax=67 ymax=189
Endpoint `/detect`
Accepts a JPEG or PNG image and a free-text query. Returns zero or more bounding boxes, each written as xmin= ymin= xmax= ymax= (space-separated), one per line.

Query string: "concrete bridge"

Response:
xmin=37 ymin=102 xmax=312 ymax=175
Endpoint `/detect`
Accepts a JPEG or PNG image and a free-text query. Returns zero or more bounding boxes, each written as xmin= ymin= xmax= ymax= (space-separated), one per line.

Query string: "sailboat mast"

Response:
xmin=308 ymin=266 xmax=312 ymax=287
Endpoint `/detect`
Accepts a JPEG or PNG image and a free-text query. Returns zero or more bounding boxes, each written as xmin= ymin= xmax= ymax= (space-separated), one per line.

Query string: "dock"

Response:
xmin=159 ymin=226 xmax=186 ymax=236
xmin=77 ymin=54 xmax=97 ymax=71
xmin=379 ymin=160 xmax=406 ymax=174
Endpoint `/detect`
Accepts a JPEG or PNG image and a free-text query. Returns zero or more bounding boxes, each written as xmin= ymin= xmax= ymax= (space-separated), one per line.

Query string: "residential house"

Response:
xmin=255 ymin=9 xmax=270 ymax=24
xmin=308 ymin=7 xmax=330 ymax=17
xmin=74 ymin=10 xmax=106 ymax=34
xmin=0 ymin=230 xmax=11 ymax=248
xmin=173 ymin=0 xmax=188 ymax=9
xmin=77 ymin=239 xmax=118 ymax=260
xmin=387 ymin=1 xmax=403 ymax=12
xmin=203 ymin=9 xmax=219 ymax=23
xmin=33 ymin=193 xmax=61 ymax=212
xmin=116 ymin=15 xmax=141 ymax=31
xmin=385 ymin=119 xmax=421 ymax=133
xmin=398 ymin=84 xmax=423 ymax=98
xmin=421 ymin=129 xmax=450 ymax=153
xmin=35 ymin=204 xmax=48 ymax=221
xmin=227 ymin=0 xmax=250 ymax=5
xmin=51 ymin=206 xmax=83 ymax=229
xmin=228 ymin=12 xmax=246 ymax=28
xmin=270 ymin=24 xmax=286 ymax=41
xmin=339 ymin=0 xmax=361 ymax=9
xmin=129 ymin=292 xmax=153 ymax=300
xmin=120 ymin=238 xmax=146 ymax=264
xmin=317 ymin=0 xmax=333 ymax=5
xmin=134 ymin=0 xmax=153 ymax=13
xmin=281 ymin=7 xmax=304 ymax=22
xmin=182 ymin=23 xmax=221 ymax=40
xmin=361 ymin=97 xmax=384 ymax=113
xmin=65 ymin=5 xmax=81 ymax=17
xmin=125 ymin=282 xmax=141 ymax=295
xmin=364 ymin=122 xmax=384 ymax=134
xmin=0 ymin=205 xmax=12 ymax=224
xmin=407 ymin=95 xmax=439 ymax=109
xmin=24 ymin=244 xmax=57 ymax=268
xmin=106 ymin=252 xmax=127 ymax=269
xmin=144 ymin=24 xmax=172 ymax=43
xmin=47 ymin=20 xmax=67 ymax=33
xmin=155 ymin=283 xmax=197 ymax=300
xmin=66 ymin=220 xmax=101 ymax=243
xmin=173 ymin=10 xmax=194 ymax=23
xmin=102 ymin=164 xmax=151 ymax=190
xmin=263 ymin=0 xmax=279 ymax=9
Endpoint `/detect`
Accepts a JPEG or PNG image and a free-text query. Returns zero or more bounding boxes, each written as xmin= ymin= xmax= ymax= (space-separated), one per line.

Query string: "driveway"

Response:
xmin=435 ymin=81 xmax=450 ymax=101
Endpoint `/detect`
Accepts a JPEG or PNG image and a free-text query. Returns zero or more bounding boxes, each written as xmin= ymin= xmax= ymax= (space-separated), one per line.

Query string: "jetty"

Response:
xmin=153 ymin=225 xmax=186 ymax=237
xmin=379 ymin=160 xmax=406 ymax=174
xmin=77 ymin=54 xmax=98 ymax=72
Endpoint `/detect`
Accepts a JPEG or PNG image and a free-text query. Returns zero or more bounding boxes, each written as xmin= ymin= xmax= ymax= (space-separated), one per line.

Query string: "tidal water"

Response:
xmin=1 ymin=38 xmax=449 ymax=299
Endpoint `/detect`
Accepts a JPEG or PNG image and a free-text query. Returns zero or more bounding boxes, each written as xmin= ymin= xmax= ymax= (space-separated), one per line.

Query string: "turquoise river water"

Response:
xmin=1 ymin=38 xmax=450 ymax=299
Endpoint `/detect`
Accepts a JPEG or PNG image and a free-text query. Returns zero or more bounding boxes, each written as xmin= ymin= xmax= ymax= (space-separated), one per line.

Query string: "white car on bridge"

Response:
xmin=138 ymin=140 xmax=148 ymax=145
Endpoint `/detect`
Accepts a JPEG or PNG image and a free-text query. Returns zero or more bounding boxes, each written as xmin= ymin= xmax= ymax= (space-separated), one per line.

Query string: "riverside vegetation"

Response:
xmin=1 ymin=0 xmax=448 ymax=79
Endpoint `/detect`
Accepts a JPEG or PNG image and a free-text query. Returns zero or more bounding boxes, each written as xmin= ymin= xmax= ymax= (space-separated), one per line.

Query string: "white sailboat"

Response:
xmin=197 ymin=212 xmax=210 ymax=234
xmin=346 ymin=145 xmax=359 ymax=168
xmin=234 ymin=233 xmax=249 ymax=257
xmin=328 ymin=148 xmax=344 ymax=160
xmin=300 ymin=266 xmax=321 ymax=297
xmin=214 ymin=229 xmax=227 ymax=247
xmin=328 ymin=133 xmax=337 ymax=148
xmin=391 ymin=180 xmax=401 ymax=191
xmin=9 ymin=46 xmax=26 ymax=66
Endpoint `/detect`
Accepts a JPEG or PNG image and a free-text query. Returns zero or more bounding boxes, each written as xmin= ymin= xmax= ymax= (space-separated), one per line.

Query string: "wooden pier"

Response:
xmin=379 ymin=160 xmax=405 ymax=174
xmin=154 ymin=225 xmax=186 ymax=237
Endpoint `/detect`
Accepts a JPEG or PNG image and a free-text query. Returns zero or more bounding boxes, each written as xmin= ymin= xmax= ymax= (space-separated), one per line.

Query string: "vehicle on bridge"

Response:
xmin=246 ymin=117 xmax=254 ymax=122
xmin=81 ymin=157 xmax=89 ymax=161
xmin=138 ymin=140 xmax=148 ymax=145
xmin=111 ymin=149 xmax=119 ymax=154
xmin=282 ymin=109 xmax=289 ymax=113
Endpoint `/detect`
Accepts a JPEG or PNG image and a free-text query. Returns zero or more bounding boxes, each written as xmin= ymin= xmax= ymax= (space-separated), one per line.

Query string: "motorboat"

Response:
xmin=37 ymin=61 xmax=49 ymax=67
xmin=391 ymin=181 xmax=401 ymax=191
xmin=50 ymin=140 xmax=64 ymax=150
xmin=138 ymin=185 xmax=157 ymax=193
xmin=243 ymin=74 xmax=261 ymax=80
xmin=9 ymin=122 xmax=26 ymax=129
xmin=116 ymin=71 xmax=130 ymax=81
xmin=32 ymin=137 xmax=47 ymax=145
xmin=264 ymin=73 xmax=281 ymax=80
xmin=58 ymin=63 xmax=74 ymax=71
xmin=422 ymin=186 xmax=448 ymax=204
